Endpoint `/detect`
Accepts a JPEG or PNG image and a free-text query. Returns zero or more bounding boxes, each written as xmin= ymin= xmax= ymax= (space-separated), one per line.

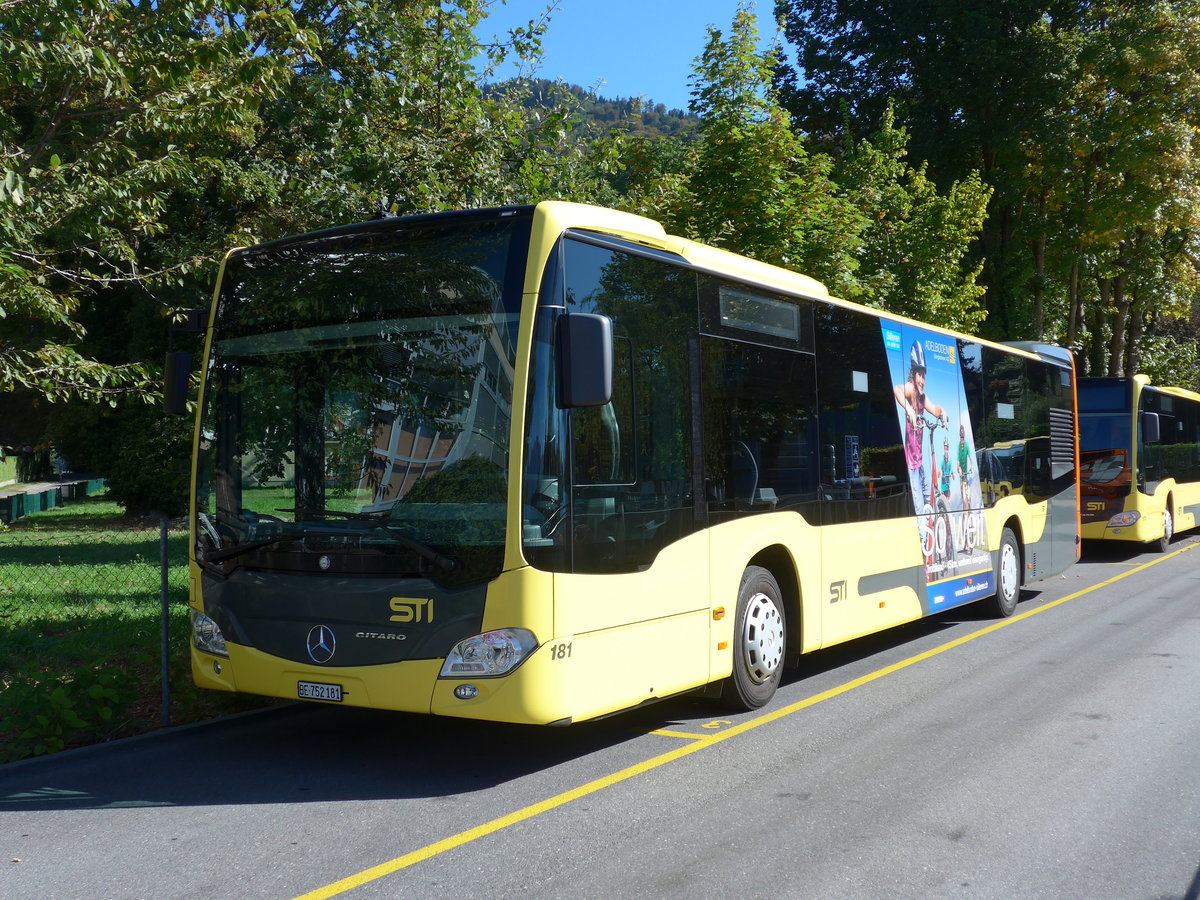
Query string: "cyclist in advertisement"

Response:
xmin=895 ymin=340 xmax=948 ymax=502
xmin=956 ymin=424 xmax=975 ymax=511
xmin=939 ymin=437 xmax=954 ymax=503
xmin=885 ymin=327 xmax=991 ymax=607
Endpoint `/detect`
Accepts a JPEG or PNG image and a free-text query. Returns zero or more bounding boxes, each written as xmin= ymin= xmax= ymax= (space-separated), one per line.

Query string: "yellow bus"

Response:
xmin=179 ymin=201 xmax=1080 ymax=723
xmin=1079 ymin=375 xmax=1200 ymax=550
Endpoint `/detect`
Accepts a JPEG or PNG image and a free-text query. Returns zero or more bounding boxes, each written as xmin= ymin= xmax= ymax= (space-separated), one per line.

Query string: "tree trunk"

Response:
xmin=1090 ymin=278 xmax=1111 ymax=375
xmin=1107 ymin=271 xmax=1130 ymax=377
xmin=1030 ymin=235 xmax=1046 ymax=340
xmin=1126 ymin=286 xmax=1144 ymax=376
xmin=1067 ymin=259 xmax=1081 ymax=347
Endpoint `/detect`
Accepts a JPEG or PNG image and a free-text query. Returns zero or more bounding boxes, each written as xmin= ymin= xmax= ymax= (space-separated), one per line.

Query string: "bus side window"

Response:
xmin=560 ymin=239 xmax=697 ymax=574
xmin=572 ymin=337 xmax=635 ymax=486
xmin=701 ymin=338 xmax=819 ymax=521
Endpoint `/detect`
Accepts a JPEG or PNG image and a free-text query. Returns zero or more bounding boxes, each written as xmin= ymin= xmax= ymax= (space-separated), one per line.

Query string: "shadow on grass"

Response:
xmin=0 ymin=533 xmax=188 ymax=570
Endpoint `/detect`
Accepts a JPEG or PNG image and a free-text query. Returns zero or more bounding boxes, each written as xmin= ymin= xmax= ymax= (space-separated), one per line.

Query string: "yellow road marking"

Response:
xmin=294 ymin=543 xmax=1196 ymax=900
xmin=648 ymin=729 xmax=708 ymax=740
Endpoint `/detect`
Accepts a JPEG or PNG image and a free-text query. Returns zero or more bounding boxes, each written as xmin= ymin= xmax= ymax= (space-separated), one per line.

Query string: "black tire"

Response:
xmin=987 ymin=527 xmax=1021 ymax=618
xmin=722 ymin=566 xmax=787 ymax=710
xmin=1155 ymin=501 xmax=1174 ymax=553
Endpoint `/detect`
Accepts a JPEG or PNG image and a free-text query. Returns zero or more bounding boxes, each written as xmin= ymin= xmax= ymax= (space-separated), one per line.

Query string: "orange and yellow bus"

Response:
xmin=179 ymin=202 xmax=1079 ymax=723
xmin=1079 ymin=375 xmax=1200 ymax=550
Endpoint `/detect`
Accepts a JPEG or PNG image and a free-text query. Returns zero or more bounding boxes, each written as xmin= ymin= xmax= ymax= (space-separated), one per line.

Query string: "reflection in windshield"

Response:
xmin=195 ymin=214 xmax=528 ymax=585
xmin=1078 ymin=411 xmax=1131 ymax=485
xmin=1080 ymin=449 xmax=1128 ymax=484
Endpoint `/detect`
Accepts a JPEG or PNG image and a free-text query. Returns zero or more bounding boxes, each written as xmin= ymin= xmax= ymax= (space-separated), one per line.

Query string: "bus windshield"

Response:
xmin=1078 ymin=412 xmax=1131 ymax=487
xmin=194 ymin=213 xmax=530 ymax=586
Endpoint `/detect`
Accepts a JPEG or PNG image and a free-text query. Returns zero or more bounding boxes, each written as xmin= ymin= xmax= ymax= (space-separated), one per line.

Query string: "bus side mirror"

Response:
xmin=1141 ymin=412 xmax=1161 ymax=444
xmin=164 ymin=351 xmax=193 ymax=415
xmin=556 ymin=313 xmax=613 ymax=408
xmin=164 ymin=308 xmax=206 ymax=415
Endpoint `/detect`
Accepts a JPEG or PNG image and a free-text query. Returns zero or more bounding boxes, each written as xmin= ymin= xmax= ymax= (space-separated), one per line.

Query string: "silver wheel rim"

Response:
xmin=1164 ymin=508 xmax=1174 ymax=543
xmin=741 ymin=592 xmax=784 ymax=684
xmin=1000 ymin=543 xmax=1019 ymax=601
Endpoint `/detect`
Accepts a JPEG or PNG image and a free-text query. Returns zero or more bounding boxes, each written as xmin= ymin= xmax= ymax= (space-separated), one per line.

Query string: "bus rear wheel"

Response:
xmin=987 ymin=527 xmax=1020 ymax=618
xmin=722 ymin=566 xmax=786 ymax=710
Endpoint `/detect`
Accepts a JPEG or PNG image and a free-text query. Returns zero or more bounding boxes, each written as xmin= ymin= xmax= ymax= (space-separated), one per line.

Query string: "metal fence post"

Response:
xmin=160 ymin=514 xmax=171 ymax=727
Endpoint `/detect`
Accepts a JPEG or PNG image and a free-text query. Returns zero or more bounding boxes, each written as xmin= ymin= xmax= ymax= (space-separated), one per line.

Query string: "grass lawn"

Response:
xmin=0 ymin=491 xmax=269 ymax=763
xmin=0 ymin=454 xmax=16 ymax=484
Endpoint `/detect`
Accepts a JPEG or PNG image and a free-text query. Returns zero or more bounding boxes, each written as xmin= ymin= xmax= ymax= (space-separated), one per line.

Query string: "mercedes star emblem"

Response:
xmin=306 ymin=624 xmax=336 ymax=664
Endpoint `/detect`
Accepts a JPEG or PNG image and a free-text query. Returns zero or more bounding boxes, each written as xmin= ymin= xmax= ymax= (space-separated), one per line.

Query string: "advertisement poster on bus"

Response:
xmin=882 ymin=322 xmax=993 ymax=611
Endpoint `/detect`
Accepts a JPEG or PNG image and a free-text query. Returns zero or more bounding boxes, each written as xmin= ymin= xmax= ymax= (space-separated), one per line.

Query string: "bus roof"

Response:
xmin=219 ymin=200 xmax=1071 ymax=369
xmin=535 ymin=201 xmax=1066 ymax=367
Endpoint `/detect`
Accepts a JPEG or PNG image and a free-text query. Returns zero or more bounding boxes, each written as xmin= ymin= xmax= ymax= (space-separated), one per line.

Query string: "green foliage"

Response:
xmin=617 ymin=6 xmax=986 ymax=328
xmin=403 ymin=455 xmax=507 ymax=504
xmin=4 ymin=1 xmax=606 ymax=515
xmin=833 ymin=106 xmax=991 ymax=332
xmin=0 ymin=494 xmax=270 ymax=762
xmin=497 ymin=78 xmax=699 ymax=140
xmin=15 ymin=448 xmax=53 ymax=482
xmin=1 ymin=668 xmax=134 ymax=763
xmin=1137 ymin=330 xmax=1200 ymax=392
xmin=623 ymin=7 xmax=863 ymax=292
xmin=0 ymin=0 xmax=307 ymax=402
xmin=47 ymin=401 xmax=192 ymax=515
xmin=776 ymin=0 xmax=1200 ymax=377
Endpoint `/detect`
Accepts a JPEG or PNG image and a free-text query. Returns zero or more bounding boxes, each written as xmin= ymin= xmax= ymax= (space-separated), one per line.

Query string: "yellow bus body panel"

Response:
xmin=1083 ymin=478 xmax=1200 ymax=543
xmin=817 ymin=519 xmax=926 ymax=647
xmin=192 ymin=643 xmax=443 ymax=714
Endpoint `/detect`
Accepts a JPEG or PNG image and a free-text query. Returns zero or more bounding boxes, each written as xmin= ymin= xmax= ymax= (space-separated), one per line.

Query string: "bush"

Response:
xmin=16 ymin=448 xmax=53 ymax=482
xmin=0 ymin=668 xmax=136 ymax=763
xmin=48 ymin=401 xmax=192 ymax=516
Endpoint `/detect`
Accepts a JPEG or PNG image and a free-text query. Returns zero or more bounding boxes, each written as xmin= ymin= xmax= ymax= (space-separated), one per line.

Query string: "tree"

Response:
xmin=832 ymin=105 xmax=991 ymax=332
xmin=775 ymin=0 xmax=1080 ymax=338
xmin=0 ymin=0 xmax=308 ymax=404
xmin=775 ymin=0 xmax=1200 ymax=381
xmin=2 ymin=1 xmax=589 ymax=509
xmin=619 ymin=6 xmax=987 ymax=330
xmin=623 ymin=6 xmax=863 ymax=296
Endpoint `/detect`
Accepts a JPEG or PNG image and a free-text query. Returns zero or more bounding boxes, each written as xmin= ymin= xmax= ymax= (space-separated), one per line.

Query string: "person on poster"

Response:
xmin=894 ymin=341 xmax=948 ymax=503
xmin=955 ymin=423 xmax=974 ymax=509
xmin=939 ymin=436 xmax=955 ymax=505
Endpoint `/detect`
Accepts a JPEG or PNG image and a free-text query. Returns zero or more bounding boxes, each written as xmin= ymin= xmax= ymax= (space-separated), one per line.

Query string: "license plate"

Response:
xmin=297 ymin=681 xmax=342 ymax=702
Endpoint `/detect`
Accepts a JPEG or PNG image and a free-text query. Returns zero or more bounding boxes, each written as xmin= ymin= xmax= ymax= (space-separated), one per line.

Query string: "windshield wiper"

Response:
xmin=371 ymin=524 xmax=460 ymax=572
xmin=204 ymin=536 xmax=284 ymax=564
xmin=281 ymin=508 xmax=461 ymax=572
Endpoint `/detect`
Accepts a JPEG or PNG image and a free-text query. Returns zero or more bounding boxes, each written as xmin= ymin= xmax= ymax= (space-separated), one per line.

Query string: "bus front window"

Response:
xmin=1079 ymin=412 xmax=1132 ymax=489
xmin=195 ymin=215 xmax=528 ymax=587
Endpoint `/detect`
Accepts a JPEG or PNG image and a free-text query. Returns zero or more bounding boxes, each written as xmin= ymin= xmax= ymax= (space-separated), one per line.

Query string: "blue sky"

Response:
xmin=476 ymin=1 xmax=778 ymax=113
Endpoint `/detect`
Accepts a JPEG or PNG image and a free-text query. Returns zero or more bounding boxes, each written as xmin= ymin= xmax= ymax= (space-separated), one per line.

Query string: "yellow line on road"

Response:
xmin=648 ymin=728 xmax=709 ymax=740
xmin=294 ymin=542 xmax=1196 ymax=900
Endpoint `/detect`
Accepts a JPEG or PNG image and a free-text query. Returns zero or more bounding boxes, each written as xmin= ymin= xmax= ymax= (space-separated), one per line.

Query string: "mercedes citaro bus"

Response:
xmin=172 ymin=202 xmax=1080 ymax=724
xmin=1079 ymin=375 xmax=1200 ymax=550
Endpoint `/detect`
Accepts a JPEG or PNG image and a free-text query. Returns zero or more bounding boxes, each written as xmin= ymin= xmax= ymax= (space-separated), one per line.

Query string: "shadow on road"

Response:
xmin=5 ymin=536 xmax=1186 ymax=814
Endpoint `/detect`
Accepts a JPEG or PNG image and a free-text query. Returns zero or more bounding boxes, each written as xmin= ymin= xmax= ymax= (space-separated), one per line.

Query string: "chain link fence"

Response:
xmin=0 ymin=518 xmax=195 ymax=762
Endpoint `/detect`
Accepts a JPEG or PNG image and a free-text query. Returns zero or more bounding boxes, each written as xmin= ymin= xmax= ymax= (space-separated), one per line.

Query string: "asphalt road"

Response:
xmin=4 ymin=538 xmax=1200 ymax=900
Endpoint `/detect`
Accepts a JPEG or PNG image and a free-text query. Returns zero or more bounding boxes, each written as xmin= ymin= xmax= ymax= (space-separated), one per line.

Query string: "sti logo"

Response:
xmin=389 ymin=597 xmax=434 ymax=624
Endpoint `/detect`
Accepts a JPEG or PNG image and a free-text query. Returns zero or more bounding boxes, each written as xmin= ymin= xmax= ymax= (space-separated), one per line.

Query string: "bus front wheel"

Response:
xmin=1156 ymin=502 xmax=1174 ymax=553
xmin=722 ymin=566 xmax=786 ymax=710
xmin=987 ymin=527 xmax=1021 ymax=618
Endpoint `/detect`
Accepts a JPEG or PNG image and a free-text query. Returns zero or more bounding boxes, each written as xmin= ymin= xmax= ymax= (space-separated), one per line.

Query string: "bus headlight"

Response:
xmin=1107 ymin=511 xmax=1140 ymax=527
xmin=440 ymin=628 xmax=538 ymax=678
xmin=191 ymin=609 xmax=228 ymax=657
